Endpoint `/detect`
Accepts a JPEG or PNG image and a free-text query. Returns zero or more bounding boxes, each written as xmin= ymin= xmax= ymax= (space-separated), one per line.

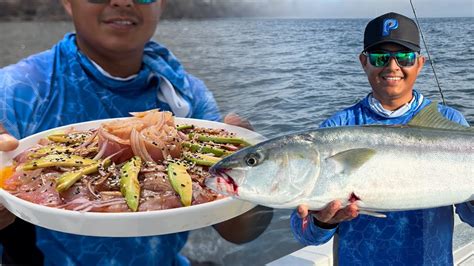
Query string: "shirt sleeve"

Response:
xmin=455 ymin=202 xmax=474 ymax=227
xmin=186 ymin=74 xmax=222 ymax=122
xmin=290 ymin=210 xmax=337 ymax=246
xmin=0 ymin=69 xmax=21 ymax=139
xmin=0 ymin=52 xmax=54 ymax=139
xmin=438 ymin=104 xmax=470 ymax=127
xmin=319 ymin=112 xmax=347 ymax=128
xmin=319 ymin=104 xmax=359 ymax=128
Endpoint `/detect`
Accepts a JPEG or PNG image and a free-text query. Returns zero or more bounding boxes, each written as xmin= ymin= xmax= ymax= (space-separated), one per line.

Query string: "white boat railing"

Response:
xmin=267 ymin=239 xmax=334 ymax=266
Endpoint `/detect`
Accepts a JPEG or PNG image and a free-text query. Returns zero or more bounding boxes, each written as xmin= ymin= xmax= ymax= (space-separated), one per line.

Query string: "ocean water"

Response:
xmin=0 ymin=17 xmax=472 ymax=265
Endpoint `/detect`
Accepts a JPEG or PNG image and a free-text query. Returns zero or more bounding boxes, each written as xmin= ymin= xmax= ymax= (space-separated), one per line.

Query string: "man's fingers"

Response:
xmin=296 ymin=204 xmax=309 ymax=218
xmin=223 ymin=113 xmax=254 ymax=130
xmin=314 ymin=200 xmax=341 ymax=223
xmin=331 ymin=203 xmax=359 ymax=223
xmin=347 ymin=203 xmax=359 ymax=218
xmin=0 ymin=124 xmax=18 ymax=151
xmin=0 ymin=133 xmax=19 ymax=151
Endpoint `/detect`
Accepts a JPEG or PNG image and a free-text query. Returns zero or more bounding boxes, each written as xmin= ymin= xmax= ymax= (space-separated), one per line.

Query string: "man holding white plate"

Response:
xmin=0 ymin=0 xmax=272 ymax=265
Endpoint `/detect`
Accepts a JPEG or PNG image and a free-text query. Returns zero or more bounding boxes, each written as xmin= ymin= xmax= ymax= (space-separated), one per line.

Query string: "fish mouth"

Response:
xmin=207 ymin=167 xmax=239 ymax=196
xmin=209 ymin=165 xmax=225 ymax=177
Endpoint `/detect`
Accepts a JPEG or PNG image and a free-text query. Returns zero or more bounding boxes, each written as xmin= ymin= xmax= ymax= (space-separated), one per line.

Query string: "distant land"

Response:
xmin=0 ymin=0 xmax=270 ymax=21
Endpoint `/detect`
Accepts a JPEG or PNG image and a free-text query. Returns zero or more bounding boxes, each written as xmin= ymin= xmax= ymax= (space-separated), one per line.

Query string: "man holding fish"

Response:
xmin=206 ymin=12 xmax=473 ymax=265
xmin=291 ymin=13 xmax=473 ymax=265
xmin=0 ymin=0 xmax=272 ymax=265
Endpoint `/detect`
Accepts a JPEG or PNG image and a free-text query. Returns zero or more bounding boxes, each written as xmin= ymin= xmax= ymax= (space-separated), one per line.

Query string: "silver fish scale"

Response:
xmin=305 ymin=126 xmax=473 ymax=211
xmin=209 ymin=125 xmax=473 ymax=211
xmin=314 ymin=126 xmax=473 ymax=153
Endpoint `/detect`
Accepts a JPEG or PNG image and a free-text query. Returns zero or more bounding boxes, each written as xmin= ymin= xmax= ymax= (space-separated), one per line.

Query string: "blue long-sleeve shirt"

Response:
xmin=290 ymin=92 xmax=473 ymax=265
xmin=0 ymin=33 xmax=221 ymax=266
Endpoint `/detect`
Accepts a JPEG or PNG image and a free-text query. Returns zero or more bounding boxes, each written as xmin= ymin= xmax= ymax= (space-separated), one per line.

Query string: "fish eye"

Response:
xmin=244 ymin=152 xmax=263 ymax=167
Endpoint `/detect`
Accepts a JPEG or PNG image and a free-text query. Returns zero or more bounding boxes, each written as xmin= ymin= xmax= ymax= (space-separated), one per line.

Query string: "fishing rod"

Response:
xmin=409 ymin=0 xmax=446 ymax=105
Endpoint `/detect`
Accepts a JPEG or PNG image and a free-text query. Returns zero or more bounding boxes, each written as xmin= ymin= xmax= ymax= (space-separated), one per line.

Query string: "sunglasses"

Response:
xmin=88 ymin=0 xmax=156 ymax=4
xmin=364 ymin=51 xmax=417 ymax=68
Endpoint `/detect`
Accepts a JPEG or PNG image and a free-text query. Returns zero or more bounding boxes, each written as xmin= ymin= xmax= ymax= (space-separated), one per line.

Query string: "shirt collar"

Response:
xmin=367 ymin=90 xmax=424 ymax=118
xmin=88 ymin=58 xmax=138 ymax=81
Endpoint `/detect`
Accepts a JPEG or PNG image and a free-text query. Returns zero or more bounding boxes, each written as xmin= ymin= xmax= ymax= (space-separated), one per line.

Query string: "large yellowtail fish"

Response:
xmin=206 ymin=103 xmax=473 ymax=214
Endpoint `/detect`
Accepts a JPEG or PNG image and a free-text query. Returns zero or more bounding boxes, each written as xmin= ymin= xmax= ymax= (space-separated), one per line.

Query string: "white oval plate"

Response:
xmin=0 ymin=118 xmax=266 ymax=237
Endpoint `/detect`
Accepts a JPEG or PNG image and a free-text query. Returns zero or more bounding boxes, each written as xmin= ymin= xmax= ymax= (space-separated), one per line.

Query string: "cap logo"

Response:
xmin=382 ymin=18 xmax=398 ymax=36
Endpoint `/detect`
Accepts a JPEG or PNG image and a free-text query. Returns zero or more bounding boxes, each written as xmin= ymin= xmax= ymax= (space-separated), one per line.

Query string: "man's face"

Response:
xmin=62 ymin=0 xmax=164 ymax=57
xmin=360 ymin=43 xmax=425 ymax=107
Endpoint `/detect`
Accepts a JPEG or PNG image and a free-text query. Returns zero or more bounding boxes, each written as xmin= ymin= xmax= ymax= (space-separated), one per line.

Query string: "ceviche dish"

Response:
xmin=0 ymin=110 xmax=251 ymax=213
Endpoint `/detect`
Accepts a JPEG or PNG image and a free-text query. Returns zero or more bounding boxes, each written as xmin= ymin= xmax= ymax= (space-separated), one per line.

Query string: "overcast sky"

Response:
xmin=259 ymin=0 xmax=474 ymax=18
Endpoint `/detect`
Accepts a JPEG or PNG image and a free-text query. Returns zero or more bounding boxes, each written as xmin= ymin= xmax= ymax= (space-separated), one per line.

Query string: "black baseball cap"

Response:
xmin=363 ymin=12 xmax=420 ymax=52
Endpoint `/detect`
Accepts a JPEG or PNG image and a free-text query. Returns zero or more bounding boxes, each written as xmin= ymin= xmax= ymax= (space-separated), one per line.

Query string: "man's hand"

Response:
xmin=0 ymin=124 xmax=18 ymax=229
xmin=0 ymin=205 xmax=15 ymax=230
xmin=297 ymin=200 xmax=359 ymax=229
xmin=224 ymin=113 xmax=253 ymax=131
xmin=0 ymin=124 xmax=19 ymax=151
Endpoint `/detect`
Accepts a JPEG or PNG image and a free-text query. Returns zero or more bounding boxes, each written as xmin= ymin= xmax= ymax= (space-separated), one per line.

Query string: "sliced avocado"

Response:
xmin=183 ymin=152 xmax=221 ymax=167
xmin=47 ymin=132 xmax=91 ymax=144
xmin=29 ymin=145 xmax=75 ymax=158
xmin=182 ymin=142 xmax=232 ymax=157
xmin=120 ymin=156 xmax=142 ymax=212
xmin=176 ymin=124 xmax=195 ymax=131
xmin=191 ymin=134 xmax=251 ymax=147
xmin=167 ymin=162 xmax=193 ymax=207
xmin=56 ymin=159 xmax=111 ymax=192
xmin=22 ymin=154 xmax=97 ymax=171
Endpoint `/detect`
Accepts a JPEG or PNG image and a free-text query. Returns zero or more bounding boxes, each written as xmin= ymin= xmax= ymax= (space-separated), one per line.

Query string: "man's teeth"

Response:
xmin=385 ymin=77 xmax=402 ymax=81
xmin=114 ymin=21 xmax=133 ymax=25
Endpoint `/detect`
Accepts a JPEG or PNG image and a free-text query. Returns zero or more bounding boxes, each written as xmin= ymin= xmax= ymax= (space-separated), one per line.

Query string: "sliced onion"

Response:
xmin=129 ymin=109 xmax=159 ymax=118
xmin=98 ymin=127 xmax=129 ymax=145
xmin=155 ymin=111 xmax=165 ymax=131
xmin=177 ymin=131 xmax=189 ymax=141
xmin=222 ymin=144 xmax=239 ymax=151
xmin=92 ymin=139 xmax=108 ymax=160
xmin=101 ymin=149 xmax=123 ymax=167
xmin=130 ymin=128 xmax=155 ymax=162
xmin=86 ymin=178 xmax=100 ymax=199
xmin=76 ymin=130 xmax=98 ymax=149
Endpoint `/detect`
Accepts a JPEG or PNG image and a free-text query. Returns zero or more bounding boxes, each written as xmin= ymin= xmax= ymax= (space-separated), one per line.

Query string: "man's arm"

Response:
xmin=0 ymin=125 xmax=18 ymax=229
xmin=0 ymin=206 xmax=15 ymax=230
xmin=213 ymin=205 xmax=273 ymax=244
xmin=290 ymin=209 xmax=336 ymax=246
xmin=291 ymin=201 xmax=358 ymax=246
xmin=455 ymin=202 xmax=474 ymax=227
xmin=186 ymin=75 xmax=222 ymax=122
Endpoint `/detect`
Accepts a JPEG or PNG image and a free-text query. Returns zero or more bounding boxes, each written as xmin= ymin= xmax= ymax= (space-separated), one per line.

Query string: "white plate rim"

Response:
xmin=0 ymin=117 xmax=266 ymax=237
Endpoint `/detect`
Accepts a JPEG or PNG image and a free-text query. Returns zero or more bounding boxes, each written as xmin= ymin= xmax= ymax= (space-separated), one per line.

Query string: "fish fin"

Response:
xmin=327 ymin=148 xmax=376 ymax=175
xmin=408 ymin=102 xmax=471 ymax=130
xmin=358 ymin=210 xmax=387 ymax=218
